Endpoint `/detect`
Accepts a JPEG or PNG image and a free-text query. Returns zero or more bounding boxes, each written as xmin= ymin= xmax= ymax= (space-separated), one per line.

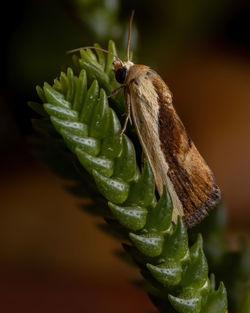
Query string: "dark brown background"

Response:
xmin=1 ymin=0 xmax=250 ymax=312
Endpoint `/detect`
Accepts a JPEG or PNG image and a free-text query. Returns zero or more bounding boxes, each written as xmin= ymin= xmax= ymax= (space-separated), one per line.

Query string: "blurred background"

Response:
xmin=1 ymin=0 xmax=250 ymax=312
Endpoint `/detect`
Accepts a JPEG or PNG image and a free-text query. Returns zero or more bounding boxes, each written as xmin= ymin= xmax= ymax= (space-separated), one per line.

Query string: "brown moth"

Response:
xmin=69 ymin=11 xmax=221 ymax=228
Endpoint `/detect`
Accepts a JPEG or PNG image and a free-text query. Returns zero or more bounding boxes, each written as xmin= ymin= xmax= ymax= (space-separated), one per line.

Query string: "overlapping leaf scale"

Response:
xmin=30 ymin=41 xmax=228 ymax=313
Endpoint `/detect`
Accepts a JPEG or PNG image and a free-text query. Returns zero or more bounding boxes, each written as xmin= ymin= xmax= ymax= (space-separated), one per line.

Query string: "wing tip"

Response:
xmin=184 ymin=184 xmax=221 ymax=228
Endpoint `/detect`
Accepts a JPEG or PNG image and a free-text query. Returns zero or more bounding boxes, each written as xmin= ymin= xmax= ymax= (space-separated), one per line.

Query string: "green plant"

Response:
xmin=189 ymin=203 xmax=250 ymax=313
xmin=29 ymin=41 xmax=229 ymax=313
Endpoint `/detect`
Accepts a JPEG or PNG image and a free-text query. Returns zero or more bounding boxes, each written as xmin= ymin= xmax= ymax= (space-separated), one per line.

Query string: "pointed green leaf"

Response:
xmin=86 ymin=48 xmax=99 ymax=64
xmin=147 ymin=258 xmax=182 ymax=287
xmin=146 ymin=187 xmax=173 ymax=232
xmin=109 ymin=202 xmax=147 ymax=231
xmin=92 ymin=170 xmax=129 ymax=204
xmin=129 ymin=232 xmax=164 ymax=257
xmin=79 ymin=49 xmax=101 ymax=69
xmin=162 ymin=217 xmax=189 ymax=262
xmin=101 ymin=109 xmax=122 ymax=159
xmin=89 ymin=89 xmax=110 ymax=139
xmin=200 ymin=282 xmax=228 ymax=313
xmin=80 ymin=79 xmax=99 ymax=124
xmin=181 ymin=234 xmax=208 ymax=289
xmin=200 ymin=278 xmax=210 ymax=307
xmin=72 ymin=54 xmax=80 ymax=74
xmin=61 ymin=130 xmax=100 ymax=156
xmin=44 ymin=103 xmax=78 ymax=121
xmin=126 ymin=160 xmax=155 ymax=207
xmin=114 ymin=135 xmax=137 ymax=182
xmin=79 ymin=58 xmax=110 ymax=91
xmin=59 ymin=71 xmax=68 ymax=97
xmin=53 ymin=78 xmax=62 ymax=93
xmin=43 ymin=82 xmax=71 ymax=108
xmin=73 ymin=69 xmax=87 ymax=112
xmin=36 ymin=85 xmax=46 ymax=103
xmin=66 ymin=67 xmax=74 ymax=103
xmin=76 ymin=148 xmax=113 ymax=177
xmin=50 ymin=117 xmax=88 ymax=137
xmin=105 ymin=40 xmax=117 ymax=77
xmin=94 ymin=43 xmax=105 ymax=69
xmin=169 ymin=289 xmax=202 ymax=313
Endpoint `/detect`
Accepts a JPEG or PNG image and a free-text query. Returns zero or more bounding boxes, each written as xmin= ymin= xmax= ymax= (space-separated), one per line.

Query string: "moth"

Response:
xmin=69 ymin=11 xmax=221 ymax=228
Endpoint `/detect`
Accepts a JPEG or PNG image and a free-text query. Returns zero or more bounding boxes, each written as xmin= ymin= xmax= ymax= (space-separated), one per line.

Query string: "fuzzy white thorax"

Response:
xmin=123 ymin=60 xmax=134 ymax=71
xmin=113 ymin=60 xmax=134 ymax=72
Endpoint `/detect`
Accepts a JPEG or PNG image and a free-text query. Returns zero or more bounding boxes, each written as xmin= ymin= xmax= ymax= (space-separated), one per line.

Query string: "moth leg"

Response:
xmin=107 ymin=85 xmax=125 ymax=98
xmin=129 ymin=114 xmax=132 ymax=125
xmin=120 ymin=89 xmax=131 ymax=143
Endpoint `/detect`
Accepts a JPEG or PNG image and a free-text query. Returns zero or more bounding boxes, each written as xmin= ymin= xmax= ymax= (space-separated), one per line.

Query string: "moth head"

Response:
xmin=113 ymin=60 xmax=134 ymax=84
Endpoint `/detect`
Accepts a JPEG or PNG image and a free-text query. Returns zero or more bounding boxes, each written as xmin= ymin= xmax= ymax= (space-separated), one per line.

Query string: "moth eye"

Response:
xmin=115 ymin=68 xmax=127 ymax=84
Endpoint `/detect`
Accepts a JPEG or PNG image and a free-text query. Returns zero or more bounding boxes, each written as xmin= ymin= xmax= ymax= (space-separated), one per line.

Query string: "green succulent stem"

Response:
xmin=29 ymin=40 xmax=228 ymax=313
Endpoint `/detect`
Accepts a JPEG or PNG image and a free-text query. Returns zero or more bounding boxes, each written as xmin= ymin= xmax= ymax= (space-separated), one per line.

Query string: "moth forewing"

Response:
xmin=125 ymin=65 xmax=183 ymax=222
xmin=122 ymin=63 xmax=221 ymax=227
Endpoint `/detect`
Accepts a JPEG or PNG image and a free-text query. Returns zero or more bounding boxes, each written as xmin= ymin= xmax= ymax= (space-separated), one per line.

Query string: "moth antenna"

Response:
xmin=66 ymin=46 xmax=121 ymax=62
xmin=126 ymin=10 xmax=135 ymax=61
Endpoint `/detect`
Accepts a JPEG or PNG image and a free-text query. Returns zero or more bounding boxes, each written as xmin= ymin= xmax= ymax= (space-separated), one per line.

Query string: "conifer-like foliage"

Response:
xmin=29 ymin=41 xmax=229 ymax=313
